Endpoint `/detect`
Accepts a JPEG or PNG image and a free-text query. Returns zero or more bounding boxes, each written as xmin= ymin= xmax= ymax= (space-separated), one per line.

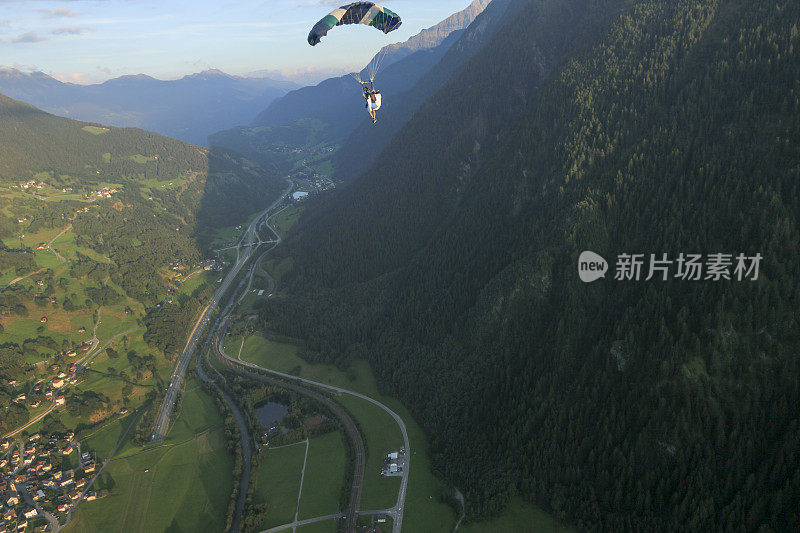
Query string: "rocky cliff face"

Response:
xmin=376 ymin=0 xmax=493 ymax=70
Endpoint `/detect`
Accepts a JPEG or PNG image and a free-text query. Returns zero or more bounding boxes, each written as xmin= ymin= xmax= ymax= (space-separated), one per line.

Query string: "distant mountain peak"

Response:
xmin=0 ymin=68 xmax=56 ymax=81
xmin=108 ymin=73 xmax=156 ymax=83
xmin=373 ymin=0 xmax=492 ymax=69
xmin=185 ymin=69 xmax=235 ymax=80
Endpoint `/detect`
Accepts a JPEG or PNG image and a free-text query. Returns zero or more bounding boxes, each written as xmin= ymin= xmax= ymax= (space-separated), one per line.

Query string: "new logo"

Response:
xmin=578 ymin=251 xmax=608 ymax=283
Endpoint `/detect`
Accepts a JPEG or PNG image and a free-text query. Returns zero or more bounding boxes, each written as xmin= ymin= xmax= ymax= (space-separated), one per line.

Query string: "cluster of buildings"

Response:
xmin=0 ymin=433 xmax=99 ymax=531
xmin=84 ymin=187 xmax=117 ymax=200
xmin=16 ymin=181 xmax=43 ymax=191
xmin=288 ymin=176 xmax=335 ymax=204
xmin=10 ymin=361 xmax=83 ymax=409
xmin=203 ymin=260 xmax=223 ymax=272
xmin=58 ymin=342 xmax=93 ymax=359
xmin=380 ymin=449 xmax=406 ymax=476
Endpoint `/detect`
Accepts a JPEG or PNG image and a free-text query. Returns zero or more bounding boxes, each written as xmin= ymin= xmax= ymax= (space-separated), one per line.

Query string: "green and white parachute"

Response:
xmin=307 ymin=2 xmax=402 ymax=46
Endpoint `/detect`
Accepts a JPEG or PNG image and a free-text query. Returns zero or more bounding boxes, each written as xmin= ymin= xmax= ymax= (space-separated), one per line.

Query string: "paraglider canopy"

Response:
xmin=307 ymin=2 xmax=402 ymax=46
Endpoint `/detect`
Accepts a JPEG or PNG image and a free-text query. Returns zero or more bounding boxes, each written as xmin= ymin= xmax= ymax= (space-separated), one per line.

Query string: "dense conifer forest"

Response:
xmin=256 ymin=0 xmax=800 ymax=530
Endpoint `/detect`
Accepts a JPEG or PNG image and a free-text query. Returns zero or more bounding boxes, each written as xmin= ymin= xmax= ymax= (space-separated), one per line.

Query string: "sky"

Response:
xmin=0 ymin=0 xmax=475 ymax=85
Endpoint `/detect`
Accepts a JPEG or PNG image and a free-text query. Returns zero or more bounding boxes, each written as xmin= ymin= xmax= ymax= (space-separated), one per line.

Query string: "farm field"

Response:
xmin=251 ymin=440 xmax=307 ymax=530
xmin=65 ymin=383 xmax=234 ymax=533
xmin=297 ymin=432 xmax=347 ymax=520
xmin=270 ymin=205 xmax=303 ymax=237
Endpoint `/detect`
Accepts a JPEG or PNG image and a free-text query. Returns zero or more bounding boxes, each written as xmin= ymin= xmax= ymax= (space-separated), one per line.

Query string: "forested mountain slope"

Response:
xmin=258 ymin=0 xmax=800 ymax=530
xmin=0 ymin=69 xmax=295 ymax=145
xmin=332 ymin=0 xmax=516 ymax=180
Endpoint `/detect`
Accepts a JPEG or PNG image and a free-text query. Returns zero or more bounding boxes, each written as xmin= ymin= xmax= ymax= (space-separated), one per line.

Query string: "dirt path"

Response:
xmin=293 ymin=438 xmax=311 ymax=528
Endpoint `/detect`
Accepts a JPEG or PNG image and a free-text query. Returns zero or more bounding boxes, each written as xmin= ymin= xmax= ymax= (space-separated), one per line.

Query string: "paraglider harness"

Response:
xmin=362 ymin=80 xmax=379 ymax=105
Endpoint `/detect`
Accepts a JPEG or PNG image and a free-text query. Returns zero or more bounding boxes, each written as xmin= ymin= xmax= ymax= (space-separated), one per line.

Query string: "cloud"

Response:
xmin=34 ymin=7 xmax=79 ymax=18
xmin=51 ymin=26 xmax=88 ymax=35
xmin=0 ymin=63 xmax=40 ymax=72
xmin=11 ymin=31 xmax=47 ymax=43
xmin=51 ymin=71 xmax=97 ymax=85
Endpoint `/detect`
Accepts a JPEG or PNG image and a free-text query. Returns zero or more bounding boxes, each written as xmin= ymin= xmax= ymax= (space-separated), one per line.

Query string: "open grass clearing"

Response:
xmin=336 ymin=395 xmax=401 ymax=511
xmin=270 ymin=205 xmax=303 ymax=237
xmin=298 ymin=431 xmax=347 ymax=520
xmin=66 ymin=429 xmax=232 ymax=533
xmin=81 ymin=126 xmax=109 ymax=135
xmin=65 ymin=381 xmax=233 ymax=533
xmin=252 ymin=440 xmax=306 ymax=529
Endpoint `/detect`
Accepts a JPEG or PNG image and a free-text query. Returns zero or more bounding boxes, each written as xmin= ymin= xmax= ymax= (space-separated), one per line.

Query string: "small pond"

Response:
xmin=255 ymin=401 xmax=288 ymax=428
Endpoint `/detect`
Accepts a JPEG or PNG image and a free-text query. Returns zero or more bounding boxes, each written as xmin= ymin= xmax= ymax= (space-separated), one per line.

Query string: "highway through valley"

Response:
xmin=150 ymin=176 xmax=411 ymax=533
xmin=150 ymin=180 xmax=292 ymax=441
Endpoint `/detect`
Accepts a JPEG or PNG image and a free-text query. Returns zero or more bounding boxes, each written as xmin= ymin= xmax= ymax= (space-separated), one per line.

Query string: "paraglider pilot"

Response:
xmin=363 ymin=85 xmax=382 ymax=124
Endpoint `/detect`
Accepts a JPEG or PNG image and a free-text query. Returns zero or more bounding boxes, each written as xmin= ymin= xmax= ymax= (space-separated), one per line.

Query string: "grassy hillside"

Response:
xmin=256 ymin=0 xmax=800 ymax=531
xmin=0 ymin=93 xmax=282 ymax=443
